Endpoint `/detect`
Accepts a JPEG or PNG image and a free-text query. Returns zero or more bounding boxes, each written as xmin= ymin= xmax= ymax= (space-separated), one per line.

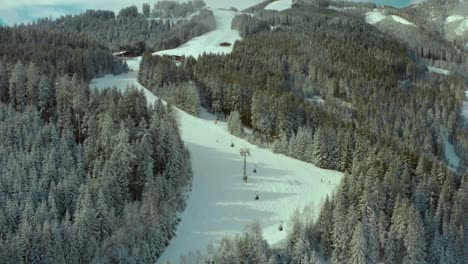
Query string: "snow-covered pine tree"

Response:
xmin=228 ymin=110 xmax=244 ymax=137
xmin=349 ymin=221 xmax=367 ymax=264
xmin=403 ymin=206 xmax=426 ymax=264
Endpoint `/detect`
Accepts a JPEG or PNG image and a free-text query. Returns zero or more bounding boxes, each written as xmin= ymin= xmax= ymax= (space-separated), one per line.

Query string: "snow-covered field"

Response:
xmin=264 ymin=0 xmax=292 ymax=11
xmin=365 ymin=10 xmax=415 ymax=26
xmin=153 ymin=8 xmax=241 ymax=58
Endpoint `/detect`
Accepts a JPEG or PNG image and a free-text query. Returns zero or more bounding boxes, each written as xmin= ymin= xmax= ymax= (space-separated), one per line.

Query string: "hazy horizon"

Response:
xmin=0 ymin=0 xmax=414 ymax=25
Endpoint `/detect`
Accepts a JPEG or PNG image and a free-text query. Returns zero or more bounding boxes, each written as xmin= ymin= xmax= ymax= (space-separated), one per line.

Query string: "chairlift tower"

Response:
xmin=240 ymin=148 xmax=250 ymax=182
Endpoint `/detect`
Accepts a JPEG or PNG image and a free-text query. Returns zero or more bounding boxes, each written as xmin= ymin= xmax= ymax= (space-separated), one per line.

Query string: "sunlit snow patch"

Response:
xmin=366 ymin=10 xmax=387 ymax=24
xmin=366 ymin=10 xmax=415 ymax=26
xmin=264 ymin=0 xmax=292 ymax=11
xmin=445 ymin=15 xmax=464 ymax=24
xmin=390 ymin=15 xmax=414 ymax=26
xmin=427 ymin=66 xmax=449 ymax=75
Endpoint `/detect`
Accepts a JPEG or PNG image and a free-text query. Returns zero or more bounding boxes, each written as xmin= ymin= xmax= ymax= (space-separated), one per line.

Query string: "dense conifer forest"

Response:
xmin=0 ymin=3 xmax=196 ymax=262
xmin=0 ymin=0 xmax=466 ymax=263
xmin=36 ymin=5 xmax=215 ymax=55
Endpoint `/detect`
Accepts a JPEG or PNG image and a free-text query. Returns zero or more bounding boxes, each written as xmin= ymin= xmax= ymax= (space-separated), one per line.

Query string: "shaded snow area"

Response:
xmin=365 ymin=10 xmax=415 ymax=26
xmin=441 ymin=128 xmax=460 ymax=171
xmin=427 ymin=66 xmax=450 ymax=75
xmin=124 ymin=57 xmax=141 ymax=72
xmin=153 ymin=9 xmax=241 ymax=58
xmin=264 ymin=0 xmax=292 ymax=11
xmin=91 ymin=63 xmax=342 ymax=263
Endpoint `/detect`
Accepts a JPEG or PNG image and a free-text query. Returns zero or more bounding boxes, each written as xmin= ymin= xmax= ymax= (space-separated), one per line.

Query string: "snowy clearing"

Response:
xmin=445 ymin=15 xmax=464 ymax=24
xmin=365 ymin=10 xmax=415 ymax=26
xmin=264 ymin=0 xmax=292 ymax=11
xmin=427 ymin=66 xmax=450 ymax=75
xmin=91 ymin=62 xmax=342 ymax=263
xmin=365 ymin=11 xmax=387 ymax=24
xmin=153 ymin=8 xmax=241 ymax=58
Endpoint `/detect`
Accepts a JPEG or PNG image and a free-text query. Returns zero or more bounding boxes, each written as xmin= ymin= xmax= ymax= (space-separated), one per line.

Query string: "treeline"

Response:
xmin=36 ymin=7 xmax=216 ymax=55
xmin=152 ymin=0 xmax=206 ymax=18
xmin=138 ymin=53 xmax=202 ymax=116
xmin=0 ymin=66 xmax=192 ymax=262
xmin=0 ymin=25 xmax=124 ymax=82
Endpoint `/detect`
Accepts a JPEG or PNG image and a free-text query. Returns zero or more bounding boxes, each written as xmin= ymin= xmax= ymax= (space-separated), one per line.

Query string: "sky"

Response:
xmin=0 ymin=0 xmax=415 ymax=26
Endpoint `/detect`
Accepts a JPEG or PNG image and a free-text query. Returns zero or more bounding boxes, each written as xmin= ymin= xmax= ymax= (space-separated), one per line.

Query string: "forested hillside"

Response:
xmin=0 ymin=0 xmax=466 ymax=262
xmin=36 ymin=4 xmax=215 ymax=55
xmin=0 ymin=26 xmax=125 ymax=82
xmin=0 ymin=4 xmax=193 ymax=263
xmin=134 ymin=2 xmax=468 ymax=263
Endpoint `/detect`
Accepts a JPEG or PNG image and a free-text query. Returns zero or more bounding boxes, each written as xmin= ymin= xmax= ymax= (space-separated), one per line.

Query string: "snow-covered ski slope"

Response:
xmin=92 ymin=70 xmax=342 ymax=263
xmin=92 ymin=2 xmax=342 ymax=262
xmin=153 ymin=8 xmax=241 ymax=58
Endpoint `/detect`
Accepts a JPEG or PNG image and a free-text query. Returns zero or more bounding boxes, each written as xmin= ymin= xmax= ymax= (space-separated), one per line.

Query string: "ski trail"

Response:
xmin=92 ymin=69 xmax=342 ymax=264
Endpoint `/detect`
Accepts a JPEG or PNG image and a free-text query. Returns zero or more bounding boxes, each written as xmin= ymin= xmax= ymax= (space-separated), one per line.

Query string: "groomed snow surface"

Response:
xmin=264 ymin=0 xmax=292 ymax=11
xmin=365 ymin=10 xmax=415 ymax=26
xmin=153 ymin=9 xmax=241 ymax=58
